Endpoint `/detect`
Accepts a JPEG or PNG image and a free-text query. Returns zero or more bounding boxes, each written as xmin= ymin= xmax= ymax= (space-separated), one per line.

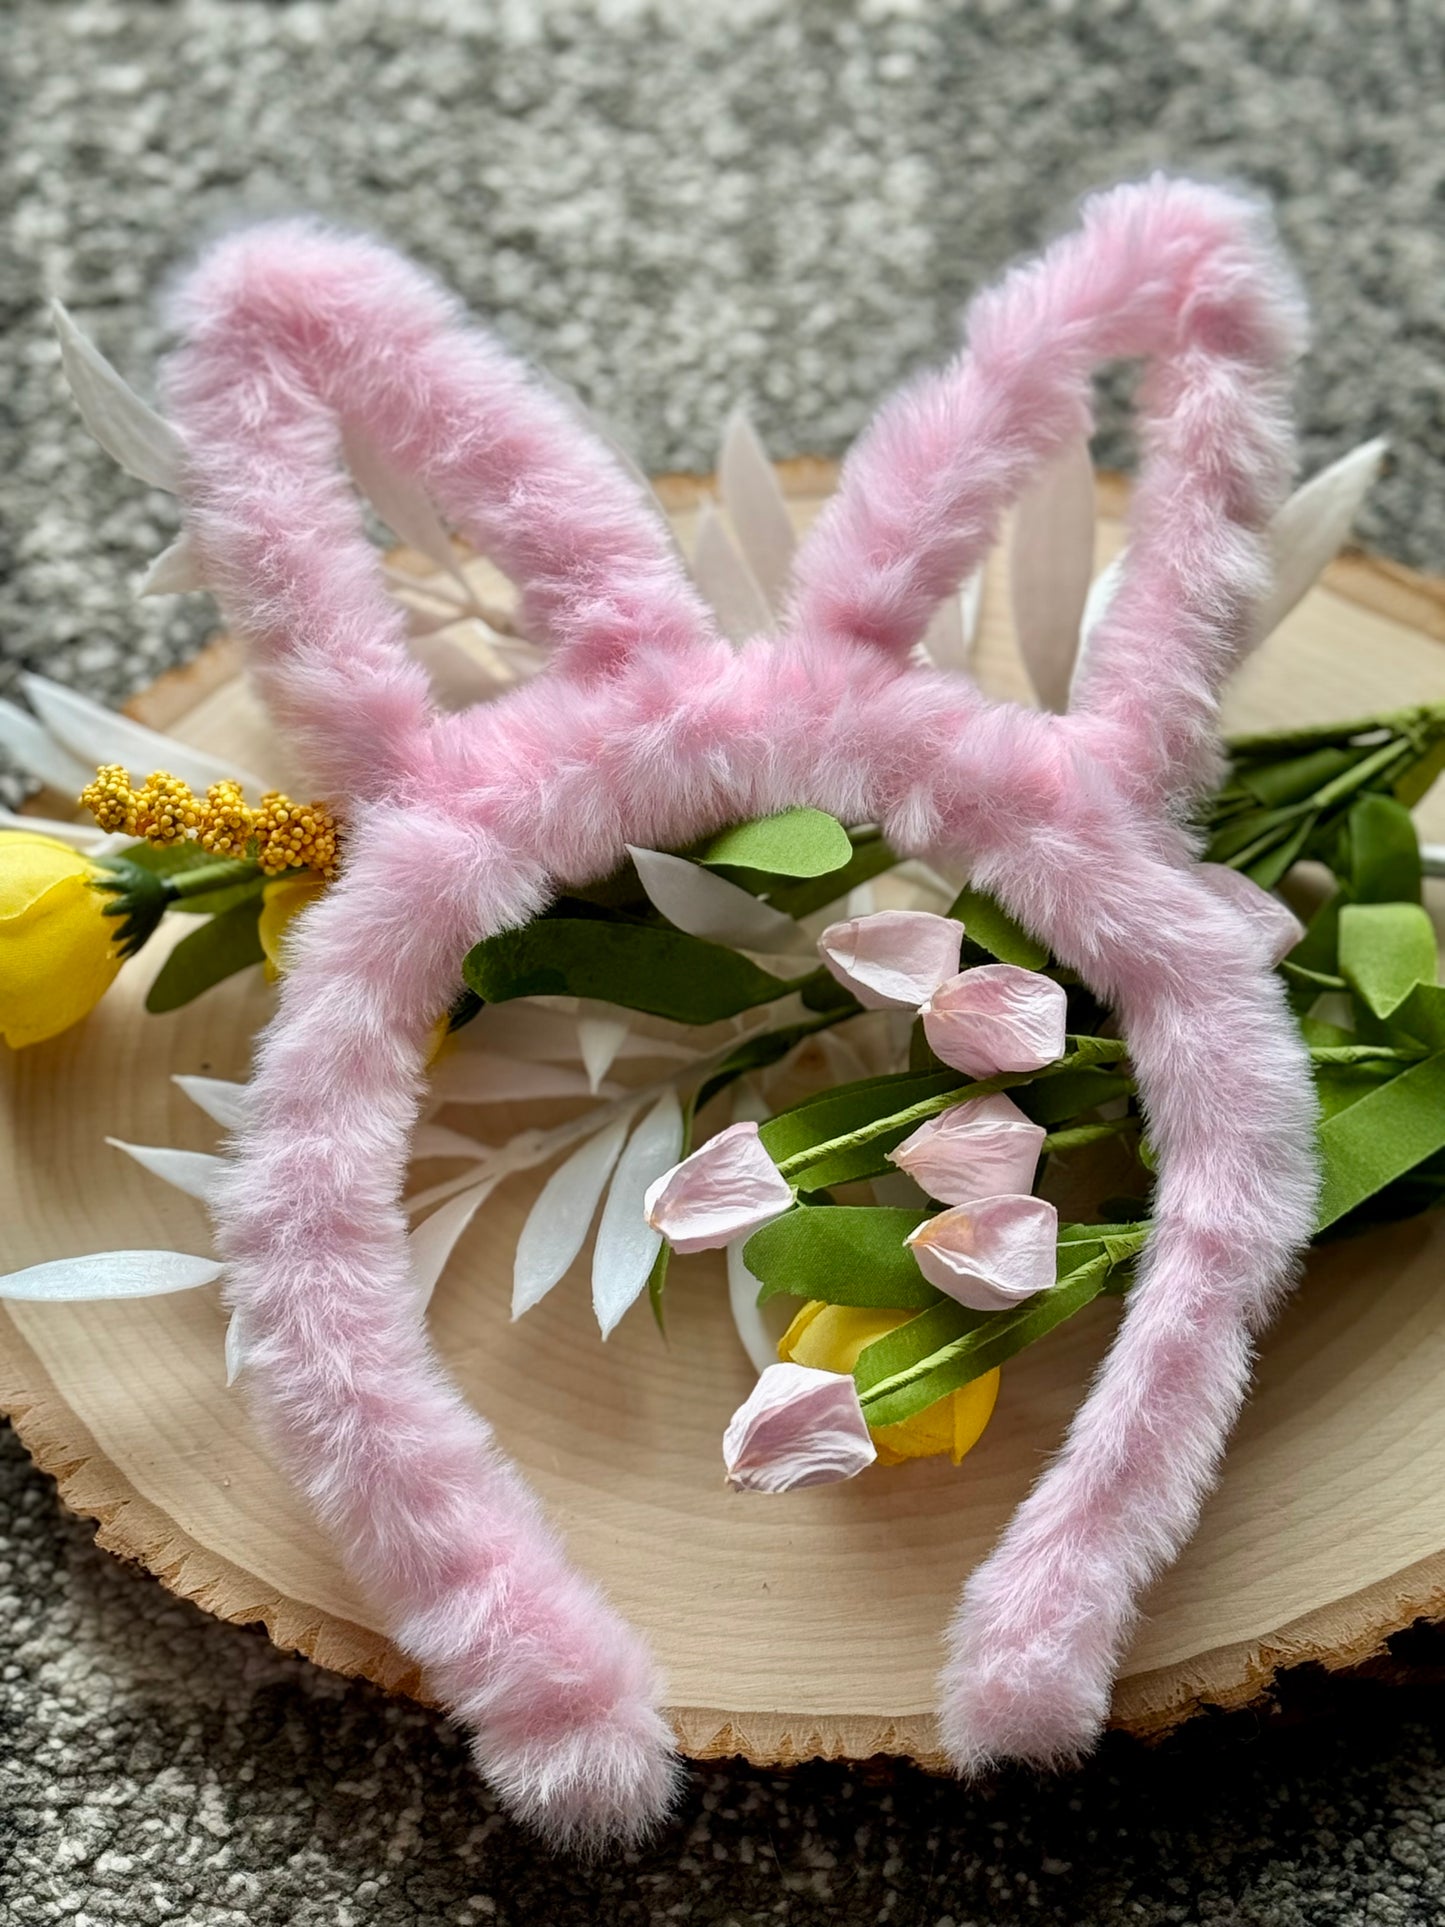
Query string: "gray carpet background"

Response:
xmin=4 ymin=2 xmax=1445 ymax=1920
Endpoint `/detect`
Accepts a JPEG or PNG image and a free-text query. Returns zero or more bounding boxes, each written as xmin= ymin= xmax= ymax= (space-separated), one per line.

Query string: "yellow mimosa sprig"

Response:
xmin=79 ymin=766 xmax=341 ymax=879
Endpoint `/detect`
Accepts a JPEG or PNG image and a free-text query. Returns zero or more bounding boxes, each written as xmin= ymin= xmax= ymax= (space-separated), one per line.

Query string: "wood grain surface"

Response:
xmin=3 ymin=468 xmax=1443 ymax=1766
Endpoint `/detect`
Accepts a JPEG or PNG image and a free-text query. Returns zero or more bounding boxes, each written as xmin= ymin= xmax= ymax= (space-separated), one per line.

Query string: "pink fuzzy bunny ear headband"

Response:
xmin=160 ymin=175 xmax=1317 ymax=1846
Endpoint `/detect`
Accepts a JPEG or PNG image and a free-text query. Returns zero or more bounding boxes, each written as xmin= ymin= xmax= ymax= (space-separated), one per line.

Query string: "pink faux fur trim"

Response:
xmin=162 ymin=176 xmax=1318 ymax=1845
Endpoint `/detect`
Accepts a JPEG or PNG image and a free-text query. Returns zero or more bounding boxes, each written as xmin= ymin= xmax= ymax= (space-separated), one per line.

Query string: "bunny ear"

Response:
xmin=788 ymin=177 xmax=1303 ymax=814
xmin=164 ymin=221 xmax=715 ymax=798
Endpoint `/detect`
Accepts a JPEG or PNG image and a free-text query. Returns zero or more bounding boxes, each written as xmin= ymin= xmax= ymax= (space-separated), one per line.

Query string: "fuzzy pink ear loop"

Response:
xmin=161 ymin=176 xmax=1318 ymax=1847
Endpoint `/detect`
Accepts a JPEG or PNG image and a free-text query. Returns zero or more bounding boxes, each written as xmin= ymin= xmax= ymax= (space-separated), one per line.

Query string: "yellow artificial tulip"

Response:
xmin=0 ymin=832 xmax=125 ymax=1047
xmin=778 ymin=1299 xmax=999 ymax=1467
xmin=257 ymin=872 xmax=327 ymax=980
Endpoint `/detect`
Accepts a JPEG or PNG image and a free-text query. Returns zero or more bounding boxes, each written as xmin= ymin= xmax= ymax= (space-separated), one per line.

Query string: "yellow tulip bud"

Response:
xmin=777 ymin=1299 xmax=999 ymax=1467
xmin=0 ymin=832 xmax=126 ymax=1047
xmin=257 ymin=872 xmax=328 ymax=981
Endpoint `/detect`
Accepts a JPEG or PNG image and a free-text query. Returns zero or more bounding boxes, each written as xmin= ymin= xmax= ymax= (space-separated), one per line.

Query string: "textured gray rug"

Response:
xmin=4 ymin=2 xmax=1445 ymax=1920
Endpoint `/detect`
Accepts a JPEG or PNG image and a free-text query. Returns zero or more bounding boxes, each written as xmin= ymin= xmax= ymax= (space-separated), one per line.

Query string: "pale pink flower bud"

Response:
xmin=644 ymin=1120 xmax=793 ymax=1255
xmin=722 ymin=1361 xmax=877 ymax=1493
xmin=1199 ymin=863 xmax=1305 ymax=967
xmin=920 ymin=964 xmax=1067 ymax=1077
xmin=889 ymin=1093 xmax=1047 ymax=1204
xmin=817 ymin=909 xmax=964 ymax=1010
xmin=905 ymin=1193 xmax=1058 ymax=1311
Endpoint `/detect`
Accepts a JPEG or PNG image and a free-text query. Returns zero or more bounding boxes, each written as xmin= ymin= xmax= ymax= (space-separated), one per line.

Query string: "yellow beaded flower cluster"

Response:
xmin=78 ymin=767 xmax=341 ymax=879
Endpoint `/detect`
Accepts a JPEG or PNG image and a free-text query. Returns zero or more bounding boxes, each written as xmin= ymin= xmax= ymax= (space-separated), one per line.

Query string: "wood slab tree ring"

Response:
xmin=3 ymin=469 xmax=1444 ymax=1768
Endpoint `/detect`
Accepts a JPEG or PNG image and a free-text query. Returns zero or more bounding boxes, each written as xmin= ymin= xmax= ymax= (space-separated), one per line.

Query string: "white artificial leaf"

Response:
xmin=408 ymin=1178 xmax=500 ymax=1312
xmin=919 ymin=569 xmax=983 ymax=673
xmin=449 ymin=1001 xmax=698 ymax=1066
xmin=920 ymin=593 xmax=965 ymax=671
xmin=405 ymin=629 xmax=508 ymax=709
xmin=960 ymin=566 xmax=984 ymax=654
xmin=53 ymin=301 xmax=184 ymax=490
xmin=427 ymin=1050 xmax=611 ymax=1104
xmin=817 ymin=1028 xmax=873 ymax=1087
xmin=0 ymin=807 xmax=111 ymax=852
xmin=138 ymin=532 xmax=205 ymax=597
xmin=21 ymin=673 xmax=263 ymax=796
xmin=173 ymin=1075 xmax=251 ymax=1131
xmin=0 ymin=699 xmax=94 ymax=795
xmin=1069 ymin=548 xmax=1124 ymax=703
xmin=576 ymin=1009 xmax=630 ymax=1094
xmin=106 ymin=1137 xmax=226 ymax=1204
xmin=726 ymin=1236 xmax=777 ymax=1376
xmin=224 ymin=1309 xmax=247 ymax=1386
xmin=1009 ymin=436 xmax=1096 ymax=712
xmin=0 ymin=1250 xmax=223 ymax=1301
xmin=342 ymin=422 xmax=469 ymax=591
xmin=628 ymin=844 xmax=807 ymax=953
xmin=691 ymin=500 xmax=774 ymax=642
xmin=512 ymin=1108 xmax=636 ymax=1319
xmin=591 ymin=1087 xmax=683 ymax=1339
xmin=718 ymin=409 xmax=795 ymax=614
xmin=1258 ymin=439 xmax=1387 ymax=638
xmin=411 ymin=1121 xmax=490 ymax=1161
xmin=1071 ymin=439 xmax=1386 ymax=706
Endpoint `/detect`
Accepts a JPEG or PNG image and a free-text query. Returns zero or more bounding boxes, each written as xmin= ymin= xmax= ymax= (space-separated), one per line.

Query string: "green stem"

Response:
xmin=774 ymin=1041 xmax=1131 ymax=1183
xmin=163 ymin=859 xmax=265 ymax=901
xmin=1225 ymin=704 xmax=1445 ymax=759
xmin=1307 ymin=1043 xmax=1427 ymax=1065
xmin=1040 ymin=1116 xmax=1138 ymax=1154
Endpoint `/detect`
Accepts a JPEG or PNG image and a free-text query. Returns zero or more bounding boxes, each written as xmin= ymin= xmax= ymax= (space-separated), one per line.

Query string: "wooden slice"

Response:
xmin=3 ymin=469 xmax=1444 ymax=1769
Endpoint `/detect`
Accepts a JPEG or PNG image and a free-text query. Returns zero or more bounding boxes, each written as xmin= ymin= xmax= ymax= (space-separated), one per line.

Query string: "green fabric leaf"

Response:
xmin=697 ymin=808 xmax=853 ymax=877
xmin=1238 ymin=745 xmax=1368 ymax=809
xmin=1313 ymin=1060 xmax=1397 ymax=1122
xmin=145 ymin=899 xmax=264 ymax=1013
xmin=1243 ymin=812 xmax=1319 ymax=888
xmin=766 ymin=834 xmax=901 ymax=920
xmin=946 ymin=885 xmax=1050 ymax=970
xmin=857 ymin=1249 xmax=1118 ymax=1425
xmin=1013 ymin=1067 xmax=1134 ymax=1126
xmin=1316 ymin=1051 xmax=1445 ymax=1229
xmin=1205 ymin=804 xmax=1302 ymax=865
xmin=743 ymin=1204 xmax=939 ymax=1309
xmin=1388 ymin=982 xmax=1445 ymax=1054
xmin=1338 ymin=902 xmax=1437 ymax=1018
xmin=462 ymin=919 xmax=812 ymax=1025
xmin=1393 ymin=723 xmax=1445 ymax=809
xmin=1345 ymin=793 xmax=1422 ymax=904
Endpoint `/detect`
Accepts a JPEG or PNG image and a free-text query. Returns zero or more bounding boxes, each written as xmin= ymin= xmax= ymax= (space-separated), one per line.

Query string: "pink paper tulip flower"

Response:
xmin=1199 ymin=862 xmax=1305 ymax=966
xmin=644 ymin=1120 xmax=794 ymax=1255
xmin=722 ymin=1361 xmax=878 ymax=1492
xmin=817 ymin=909 xmax=964 ymax=1010
xmin=906 ymin=1193 xmax=1059 ymax=1311
xmin=920 ymin=964 xmax=1067 ymax=1078
xmin=889 ymin=1093 xmax=1047 ymax=1204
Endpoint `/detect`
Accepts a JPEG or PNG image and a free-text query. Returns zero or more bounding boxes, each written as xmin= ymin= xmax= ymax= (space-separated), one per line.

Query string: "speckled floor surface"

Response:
xmin=4 ymin=2 xmax=1445 ymax=1921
